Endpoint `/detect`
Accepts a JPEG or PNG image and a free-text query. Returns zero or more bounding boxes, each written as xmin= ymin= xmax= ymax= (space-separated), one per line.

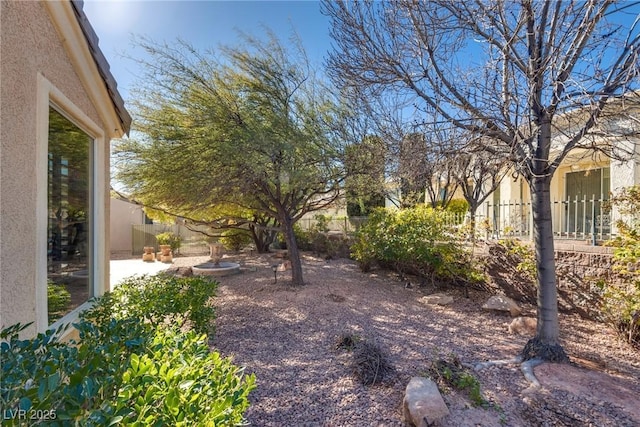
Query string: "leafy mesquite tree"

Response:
xmin=323 ymin=0 xmax=640 ymax=360
xmin=344 ymin=136 xmax=388 ymax=216
xmin=115 ymin=32 xmax=351 ymax=285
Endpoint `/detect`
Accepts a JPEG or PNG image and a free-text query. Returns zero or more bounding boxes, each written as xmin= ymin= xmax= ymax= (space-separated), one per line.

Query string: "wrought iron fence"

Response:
xmin=478 ymin=197 xmax=616 ymax=242
xmin=296 ymin=197 xmax=617 ymax=243
xmin=130 ymin=198 xmax=617 ymax=256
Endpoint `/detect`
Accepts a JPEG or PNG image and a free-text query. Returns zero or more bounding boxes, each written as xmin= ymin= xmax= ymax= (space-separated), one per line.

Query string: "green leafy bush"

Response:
xmin=155 ymin=231 xmax=182 ymax=252
xmin=312 ymin=214 xmax=331 ymax=233
xmin=445 ymin=199 xmax=469 ymax=215
xmin=351 ymin=206 xmax=477 ymax=283
xmin=498 ymin=238 xmax=537 ymax=281
xmin=47 ymin=281 xmax=71 ymax=324
xmin=90 ymin=274 xmax=218 ymax=336
xmin=107 ymin=328 xmax=254 ymax=425
xmin=429 ymin=354 xmax=488 ymax=407
xmin=1 ymin=275 xmax=255 ymax=426
xmin=600 ymin=186 xmax=640 ymax=347
xmin=220 ymin=229 xmax=253 ymax=252
xmin=293 ymin=224 xmax=312 ymax=251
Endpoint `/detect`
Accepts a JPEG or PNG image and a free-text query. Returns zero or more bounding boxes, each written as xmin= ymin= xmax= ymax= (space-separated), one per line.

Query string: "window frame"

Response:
xmin=36 ymin=74 xmax=108 ymax=333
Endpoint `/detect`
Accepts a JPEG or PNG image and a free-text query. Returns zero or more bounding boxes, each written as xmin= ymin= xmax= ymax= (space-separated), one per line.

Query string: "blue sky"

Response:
xmin=83 ymin=1 xmax=331 ymax=103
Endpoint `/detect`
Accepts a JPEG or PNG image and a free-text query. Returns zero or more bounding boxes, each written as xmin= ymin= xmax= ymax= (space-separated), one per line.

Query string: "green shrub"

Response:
xmin=89 ymin=274 xmax=218 ymax=336
xmin=429 ymin=354 xmax=488 ymax=407
xmin=47 ymin=281 xmax=71 ymax=324
xmin=600 ymin=186 xmax=640 ymax=347
xmin=155 ymin=231 xmax=182 ymax=253
xmin=498 ymin=238 xmax=537 ymax=281
xmin=313 ymin=214 xmax=331 ymax=233
xmin=351 ymin=206 xmax=477 ymax=283
xmin=293 ymin=224 xmax=313 ymax=251
xmin=272 ymin=232 xmax=287 ymax=250
xmin=1 ymin=275 xmax=255 ymax=426
xmin=108 ymin=327 xmax=254 ymax=426
xmin=445 ymin=199 xmax=469 ymax=215
xmin=220 ymin=229 xmax=253 ymax=252
xmin=0 ymin=323 xmax=254 ymax=426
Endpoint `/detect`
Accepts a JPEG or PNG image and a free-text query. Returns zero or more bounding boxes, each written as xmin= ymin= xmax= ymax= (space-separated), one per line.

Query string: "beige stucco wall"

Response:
xmin=0 ymin=2 xmax=109 ymax=335
xmin=110 ymin=198 xmax=146 ymax=255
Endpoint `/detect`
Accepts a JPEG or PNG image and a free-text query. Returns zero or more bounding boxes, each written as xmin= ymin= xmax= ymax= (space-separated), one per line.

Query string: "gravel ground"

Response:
xmin=170 ymin=253 xmax=640 ymax=426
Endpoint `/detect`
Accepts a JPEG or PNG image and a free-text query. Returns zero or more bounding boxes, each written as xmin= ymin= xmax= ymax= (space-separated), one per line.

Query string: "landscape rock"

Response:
xmin=482 ymin=295 xmax=522 ymax=317
xmin=420 ymin=293 xmax=454 ymax=305
xmin=403 ymin=377 xmax=450 ymax=427
xmin=508 ymin=316 xmax=537 ymax=335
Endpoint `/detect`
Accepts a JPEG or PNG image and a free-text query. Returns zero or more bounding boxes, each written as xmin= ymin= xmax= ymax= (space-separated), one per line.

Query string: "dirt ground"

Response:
xmin=167 ymin=252 xmax=639 ymax=426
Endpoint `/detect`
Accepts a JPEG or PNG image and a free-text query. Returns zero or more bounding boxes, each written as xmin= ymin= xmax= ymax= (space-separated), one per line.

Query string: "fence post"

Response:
xmin=591 ymin=197 xmax=597 ymax=246
xmin=527 ymin=200 xmax=532 ymax=241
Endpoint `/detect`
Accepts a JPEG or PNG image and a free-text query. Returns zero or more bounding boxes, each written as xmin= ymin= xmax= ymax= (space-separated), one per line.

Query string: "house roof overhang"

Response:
xmin=44 ymin=0 xmax=132 ymax=137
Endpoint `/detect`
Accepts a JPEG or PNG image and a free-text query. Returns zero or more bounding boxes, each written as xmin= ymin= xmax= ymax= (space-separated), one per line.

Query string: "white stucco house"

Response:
xmin=1 ymin=0 xmax=131 ymax=337
xmin=388 ymin=93 xmax=640 ymax=241
xmin=485 ymin=92 xmax=640 ymax=240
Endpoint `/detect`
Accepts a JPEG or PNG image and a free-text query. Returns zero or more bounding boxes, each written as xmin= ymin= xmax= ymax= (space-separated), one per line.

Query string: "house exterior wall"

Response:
xmin=110 ymin=198 xmax=147 ymax=256
xmin=0 ymin=1 xmax=115 ymax=336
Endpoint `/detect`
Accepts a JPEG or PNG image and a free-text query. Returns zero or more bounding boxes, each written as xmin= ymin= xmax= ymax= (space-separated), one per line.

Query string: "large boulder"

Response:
xmin=403 ymin=377 xmax=450 ymax=427
xmin=419 ymin=293 xmax=454 ymax=306
xmin=482 ymin=295 xmax=522 ymax=317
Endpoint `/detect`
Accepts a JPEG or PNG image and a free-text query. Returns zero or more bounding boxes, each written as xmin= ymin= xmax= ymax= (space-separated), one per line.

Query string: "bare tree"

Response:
xmin=450 ymin=138 xmax=509 ymax=234
xmin=323 ymin=0 xmax=640 ymax=363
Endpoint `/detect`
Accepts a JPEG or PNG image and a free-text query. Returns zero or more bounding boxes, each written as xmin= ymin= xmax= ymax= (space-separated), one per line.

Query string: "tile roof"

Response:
xmin=70 ymin=0 xmax=132 ymax=135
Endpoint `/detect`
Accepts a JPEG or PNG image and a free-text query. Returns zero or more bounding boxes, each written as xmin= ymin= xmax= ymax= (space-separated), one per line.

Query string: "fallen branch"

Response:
xmin=471 ymin=355 xmax=544 ymax=389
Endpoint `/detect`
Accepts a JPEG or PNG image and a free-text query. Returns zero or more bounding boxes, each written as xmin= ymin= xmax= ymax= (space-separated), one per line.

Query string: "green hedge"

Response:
xmin=1 ymin=275 xmax=255 ymax=426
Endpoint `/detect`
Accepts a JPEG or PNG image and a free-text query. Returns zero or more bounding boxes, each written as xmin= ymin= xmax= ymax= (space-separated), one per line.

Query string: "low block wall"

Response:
xmin=482 ymin=241 xmax=617 ymax=320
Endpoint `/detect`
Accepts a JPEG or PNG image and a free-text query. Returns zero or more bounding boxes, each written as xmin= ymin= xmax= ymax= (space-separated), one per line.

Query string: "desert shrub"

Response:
xmin=313 ymin=214 xmax=331 ymax=232
xmin=600 ymin=186 xmax=640 ymax=347
xmin=351 ymin=340 xmax=394 ymax=386
xmin=47 ymin=281 xmax=71 ymax=324
xmin=334 ymin=331 xmax=361 ymax=351
xmin=1 ymin=323 xmax=254 ymax=425
xmin=272 ymin=232 xmax=287 ymax=249
xmin=429 ymin=354 xmax=487 ymax=407
xmin=498 ymin=238 xmax=537 ymax=281
xmin=351 ymin=206 xmax=478 ymax=283
xmin=220 ymin=229 xmax=253 ymax=252
xmin=293 ymin=224 xmax=313 ymax=251
xmin=155 ymin=231 xmax=182 ymax=253
xmin=445 ymin=199 xmax=469 ymax=216
xmin=296 ymin=218 xmax=352 ymax=259
xmin=1 ymin=275 xmax=254 ymax=425
xmin=90 ymin=275 xmax=218 ymax=336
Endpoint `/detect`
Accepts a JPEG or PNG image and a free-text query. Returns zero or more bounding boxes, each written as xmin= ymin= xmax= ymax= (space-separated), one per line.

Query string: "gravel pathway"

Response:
xmin=171 ymin=253 xmax=639 ymax=426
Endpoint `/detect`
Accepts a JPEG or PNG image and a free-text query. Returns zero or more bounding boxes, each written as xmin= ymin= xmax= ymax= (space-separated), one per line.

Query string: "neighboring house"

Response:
xmin=1 ymin=1 xmax=131 ymax=338
xmin=110 ymin=198 xmax=151 ymax=257
xmin=487 ymin=93 xmax=640 ymax=240
xmin=382 ymin=93 xmax=640 ymax=242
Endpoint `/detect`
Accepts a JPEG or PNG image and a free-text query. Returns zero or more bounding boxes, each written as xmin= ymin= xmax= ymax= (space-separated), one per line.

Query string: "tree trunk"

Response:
xmin=279 ymin=214 xmax=304 ymax=286
xmin=522 ymin=175 xmax=568 ymax=362
xmin=468 ymin=204 xmax=478 ymax=241
xmin=249 ymin=224 xmax=275 ymax=253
